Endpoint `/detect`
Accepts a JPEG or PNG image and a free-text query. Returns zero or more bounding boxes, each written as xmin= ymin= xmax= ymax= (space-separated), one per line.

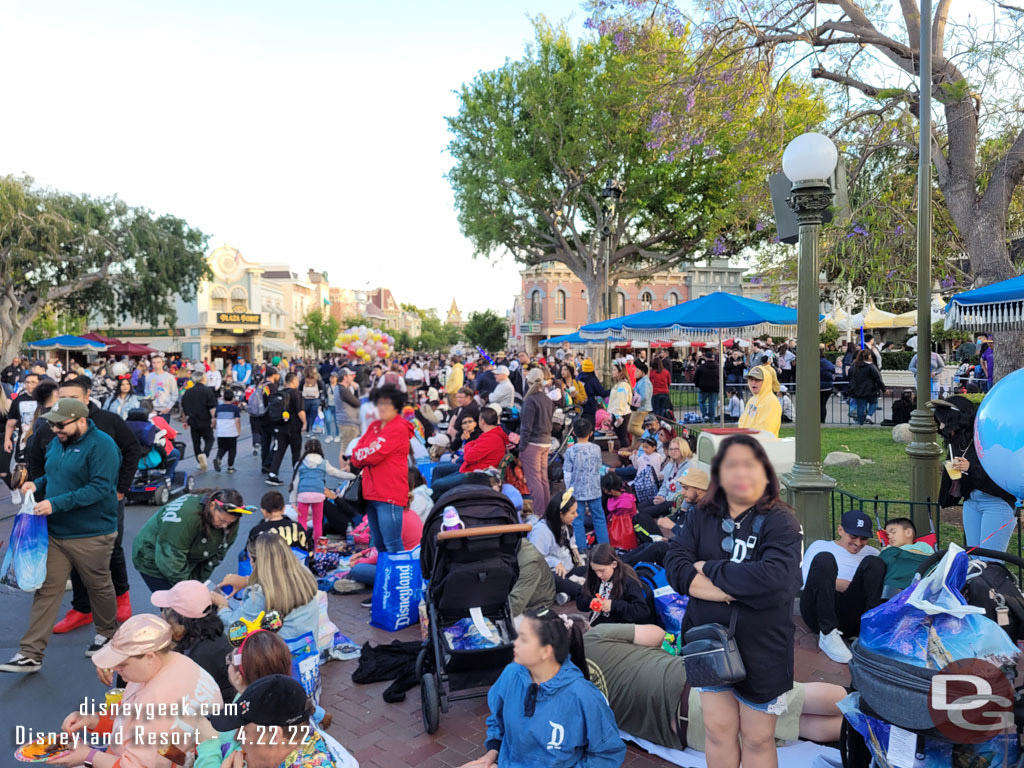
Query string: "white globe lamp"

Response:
xmin=782 ymin=132 xmax=838 ymax=183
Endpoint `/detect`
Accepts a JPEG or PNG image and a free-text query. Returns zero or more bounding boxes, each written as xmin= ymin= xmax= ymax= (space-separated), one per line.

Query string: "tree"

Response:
xmin=447 ymin=19 xmax=825 ymax=324
xmin=593 ymin=1 xmax=1024 ymax=375
xmin=293 ymin=309 xmax=341 ymax=357
xmin=0 ymin=175 xmax=210 ymax=367
xmin=463 ymin=310 xmax=508 ymax=353
xmin=416 ymin=316 xmax=462 ymax=352
xmin=24 ymin=309 xmax=87 ymax=344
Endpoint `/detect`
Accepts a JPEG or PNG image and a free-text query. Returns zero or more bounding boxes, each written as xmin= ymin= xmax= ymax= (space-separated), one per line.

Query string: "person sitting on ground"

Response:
xmin=215 ymin=533 xmax=320 ymax=647
xmin=203 ymin=674 xmax=352 ymax=768
xmin=575 ymin=543 xmax=654 ymax=626
xmin=488 ymin=365 xmax=515 ymax=409
xmin=737 ymin=364 xmax=782 ymax=437
xmin=449 ymin=411 xmax=482 ymax=453
xmin=459 ymin=608 xmax=626 ymax=768
xmin=508 ymin=540 xmax=558 ymax=620
xmin=132 ymin=489 xmax=248 ymax=592
xmin=656 ymin=467 xmax=710 ymax=539
xmin=249 ymin=490 xmax=310 ymax=551
xmin=615 ymin=434 xmax=663 ymax=482
xmin=562 ymin=418 xmax=608 ymax=550
xmin=601 ymin=471 xmax=637 ymax=544
xmin=331 ymin=504 xmax=423 ymax=596
xmin=431 ymin=407 xmax=509 ymax=494
xmin=878 ymin=517 xmax=934 ymax=593
xmin=57 ymin=615 xmax=222 ymax=768
xmin=582 ymin=620 xmax=847 ymax=753
xmin=150 ymin=580 xmax=234 ymax=702
xmin=800 ymin=509 xmax=884 ymax=664
xmin=528 ymin=490 xmax=588 ymax=600
xmin=638 ymin=437 xmax=696 ymax=519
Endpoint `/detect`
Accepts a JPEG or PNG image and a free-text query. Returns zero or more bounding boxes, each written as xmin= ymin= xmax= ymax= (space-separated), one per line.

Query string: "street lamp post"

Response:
xmin=600 ymin=179 xmax=621 ymax=385
xmin=780 ymin=133 xmax=838 ymax=544
xmin=906 ymin=0 xmax=942 ymax=524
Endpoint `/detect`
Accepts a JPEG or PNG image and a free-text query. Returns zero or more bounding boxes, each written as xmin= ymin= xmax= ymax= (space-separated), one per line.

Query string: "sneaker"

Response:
xmin=116 ymin=592 xmax=133 ymax=623
xmin=265 ymin=475 xmax=283 ymax=486
xmin=332 ymin=578 xmax=364 ymax=594
xmin=197 ymin=453 xmax=208 ymax=472
xmin=85 ymin=634 xmax=111 ymax=658
xmin=818 ymin=629 xmax=852 ymax=664
xmin=360 ymin=597 xmax=373 ymax=609
xmin=54 ymin=609 xmax=93 ymax=634
xmin=213 ymin=458 xmax=222 ymax=472
xmin=0 ymin=653 xmax=41 ymax=673
xmin=555 ymin=592 xmax=570 ymax=606
xmin=227 ymin=466 xmax=236 ymax=473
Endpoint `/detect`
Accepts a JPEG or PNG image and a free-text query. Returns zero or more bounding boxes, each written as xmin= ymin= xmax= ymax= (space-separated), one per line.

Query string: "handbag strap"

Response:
xmin=724 ymin=513 xmax=767 ymax=638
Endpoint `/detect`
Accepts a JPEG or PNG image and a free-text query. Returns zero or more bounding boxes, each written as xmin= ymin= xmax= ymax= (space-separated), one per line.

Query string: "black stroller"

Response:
xmin=417 ymin=485 xmax=531 ymax=734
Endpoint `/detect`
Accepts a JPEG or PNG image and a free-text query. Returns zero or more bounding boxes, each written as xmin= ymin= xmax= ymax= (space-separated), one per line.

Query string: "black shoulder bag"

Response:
xmin=679 ymin=513 xmax=765 ymax=688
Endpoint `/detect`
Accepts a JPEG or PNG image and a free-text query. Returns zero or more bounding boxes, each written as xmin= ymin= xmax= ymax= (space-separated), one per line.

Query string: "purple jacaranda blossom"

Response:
xmin=686 ymin=91 xmax=696 ymax=112
xmin=712 ymin=237 xmax=727 ymax=255
xmin=703 ymin=146 xmax=719 ymax=158
xmin=894 ymin=224 xmax=905 ymax=236
xmin=941 ymin=275 xmax=955 ymax=289
xmin=886 ymin=269 xmax=897 ymax=278
xmin=648 ymin=110 xmax=670 ymax=133
xmin=721 ymin=110 xmax=732 ymax=122
xmin=613 ymin=30 xmax=628 ymax=52
xmin=756 ymin=221 xmax=765 ymax=232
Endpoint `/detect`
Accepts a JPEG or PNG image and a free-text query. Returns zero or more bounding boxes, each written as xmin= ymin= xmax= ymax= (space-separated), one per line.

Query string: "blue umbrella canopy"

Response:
xmin=27 ymin=334 xmax=108 ymax=351
xmin=541 ymin=332 xmax=624 ymax=345
xmin=945 ymin=273 xmax=1024 ymax=331
xmin=619 ymin=292 xmax=802 ymax=341
xmin=578 ymin=309 xmax=663 ymax=340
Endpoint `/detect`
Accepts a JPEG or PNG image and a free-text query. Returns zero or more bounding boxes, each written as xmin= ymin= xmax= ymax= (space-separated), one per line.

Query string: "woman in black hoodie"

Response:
xmin=663 ymin=434 xmax=802 ymax=768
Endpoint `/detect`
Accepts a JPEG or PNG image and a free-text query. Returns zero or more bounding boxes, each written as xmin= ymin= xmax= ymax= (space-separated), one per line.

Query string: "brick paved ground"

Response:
xmin=320 ymin=588 xmax=848 ymax=767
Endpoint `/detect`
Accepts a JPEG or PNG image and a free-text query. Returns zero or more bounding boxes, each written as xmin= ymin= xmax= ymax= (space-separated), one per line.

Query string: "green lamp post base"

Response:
xmin=782 ymin=464 xmax=837 ymax=544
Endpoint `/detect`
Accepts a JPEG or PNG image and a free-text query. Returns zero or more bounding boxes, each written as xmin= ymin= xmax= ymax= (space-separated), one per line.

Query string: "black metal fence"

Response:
xmin=667 ymin=382 xmax=916 ymax=426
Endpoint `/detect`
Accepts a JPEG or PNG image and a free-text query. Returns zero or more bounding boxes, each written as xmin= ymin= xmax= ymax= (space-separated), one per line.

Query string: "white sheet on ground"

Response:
xmin=619 ymin=731 xmax=842 ymax=768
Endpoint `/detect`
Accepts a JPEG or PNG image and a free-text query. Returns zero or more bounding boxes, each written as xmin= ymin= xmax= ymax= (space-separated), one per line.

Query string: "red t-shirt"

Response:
xmin=649 ymin=369 xmax=671 ymax=395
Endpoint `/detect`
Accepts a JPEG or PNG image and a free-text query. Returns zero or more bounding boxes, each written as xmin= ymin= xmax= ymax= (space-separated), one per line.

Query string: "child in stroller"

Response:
xmin=125 ymin=403 xmax=194 ymax=505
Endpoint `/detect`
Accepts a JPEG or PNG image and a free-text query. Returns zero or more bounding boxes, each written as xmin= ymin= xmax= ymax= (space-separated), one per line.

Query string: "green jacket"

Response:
xmin=509 ymin=540 xmax=556 ymax=617
xmin=879 ymin=545 xmax=931 ymax=589
xmin=132 ymin=494 xmax=238 ymax=584
xmin=35 ymin=420 xmax=120 ymax=539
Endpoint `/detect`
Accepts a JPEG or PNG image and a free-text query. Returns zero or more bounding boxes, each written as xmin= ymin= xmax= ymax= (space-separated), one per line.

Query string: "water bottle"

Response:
xmin=345 ymin=523 xmax=355 ymax=549
xmin=441 ymin=506 xmax=465 ymax=532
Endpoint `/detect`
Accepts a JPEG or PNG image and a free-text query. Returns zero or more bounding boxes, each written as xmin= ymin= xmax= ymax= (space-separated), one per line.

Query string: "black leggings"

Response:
xmin=621 ymin=541 xmax=670 ymax=567
xmin=322 ymin=497 xmax=364 ymax=536
xmin=613 ymin=417 xmax=631 ymax=449
xmin=553 ymin=565 xmax=588 ymax=598
xmin=215 ymin=437 xmax=237 ymax=467
xmin=799 ymin=552 xmax=886 ymax=637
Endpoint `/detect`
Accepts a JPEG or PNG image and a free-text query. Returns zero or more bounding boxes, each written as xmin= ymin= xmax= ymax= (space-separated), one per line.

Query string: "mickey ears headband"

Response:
xmin=228 ymin=610 xmax=283 ymax=646
xmin=561 ymin=487 xmax=575 ymax=510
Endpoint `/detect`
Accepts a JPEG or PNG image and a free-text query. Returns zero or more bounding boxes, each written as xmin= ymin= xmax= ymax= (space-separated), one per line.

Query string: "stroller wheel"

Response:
xmin=152 ymin=484 xmax=170 ymax=506
xmin=415 ymin=646 xmax=428 ymax=680
xmin=185 ymin=475 xmax=195 ymax=492
xmin=421 ymin=673 xmax=440 ymax=734
xmin=839 ymin=718 xmax=871 ymax=768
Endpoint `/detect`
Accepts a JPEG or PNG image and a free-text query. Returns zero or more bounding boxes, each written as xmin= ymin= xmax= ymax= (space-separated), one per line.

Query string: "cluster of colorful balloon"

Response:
xmin=335 ymin=326 xmax=394 ymax=361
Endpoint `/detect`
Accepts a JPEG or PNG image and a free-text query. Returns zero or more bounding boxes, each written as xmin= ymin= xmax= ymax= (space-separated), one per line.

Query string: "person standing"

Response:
xmin=266 ymin=372 xmax=306 ymax=486
xmin=908 ymin=349 xmax=945 ymax=398
xmin=44 ymin=378 xmax=142 ymax=634
xmin=848 ymin=350 xmax=884 ymax=425
xmin=1 ymin=399 xmax=122 ymax=672
xmin=212 ymin=389 xmax=242 ymax=473
xmin=519 ymin=368 xmax=555 ymax=516
xmin=232 ymin=356 xmax=252 ymax=387
xmin=334 ymin=367 xmax=361 ymax=453
xmin=445 ymin=355 xmax=465 ymax=407
xmin=664 ymin=435 xmax=803 ymax=768
xmin=819 ymin=346 xmax=836 ymax=424
xmin=256 ymin=368 xmax=281 ymax=468
xmin=1 ymin=355 xmax=23 ymax=396
xmin=322 ymin=371 xmax=341 ymax=444
xmin=300 ymin=365 xmax=324 ymax=434
xmin=980 ymin=340 xmax=994 ymax=390
xmin=181 ymin=369 xmax=217 ymax=472
xmin=4 ymin=371 xmax=39 ymax=464
xmin=145 ymin=355 xmax=179 ymax=417
xmin=693 ymin=355 xmax=720 ymax=423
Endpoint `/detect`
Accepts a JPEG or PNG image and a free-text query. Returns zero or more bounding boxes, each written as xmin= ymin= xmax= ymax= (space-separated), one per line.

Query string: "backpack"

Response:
xmin=247 ymin=385 xmax=267 ymax=417
xmin=963 ymin=560 xmax=1024 ymax=644
xmin=266 ymin=390 xmax=289 ymax=423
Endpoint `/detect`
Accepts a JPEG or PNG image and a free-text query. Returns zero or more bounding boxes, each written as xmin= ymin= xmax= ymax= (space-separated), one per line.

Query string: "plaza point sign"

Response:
xmin=215 ymin=312 xmax=260 ymax=325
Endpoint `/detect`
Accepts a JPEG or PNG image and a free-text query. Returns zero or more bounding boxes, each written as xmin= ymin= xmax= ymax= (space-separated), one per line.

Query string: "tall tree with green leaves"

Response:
xmin=294 ymin=309 xmax=341 ymax=356
xmin=463 ymin=309 xmax=509 ymax=353
xmin=0 ymin=175 xmax=211 ymax=367
xmin=447 ymin=19 xmax=826 ymax=324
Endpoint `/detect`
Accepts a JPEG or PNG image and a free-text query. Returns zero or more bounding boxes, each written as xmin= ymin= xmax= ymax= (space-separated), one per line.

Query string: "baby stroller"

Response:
xmin=124 ymin=408 xmax=194 ymax=506
xmin=417 ymin=485 xmax=531 ymax=734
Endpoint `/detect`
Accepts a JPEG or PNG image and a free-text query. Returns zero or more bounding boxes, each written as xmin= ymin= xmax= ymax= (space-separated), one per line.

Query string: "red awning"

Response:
xmin=106 ymin=342 xmax=158 ymax=357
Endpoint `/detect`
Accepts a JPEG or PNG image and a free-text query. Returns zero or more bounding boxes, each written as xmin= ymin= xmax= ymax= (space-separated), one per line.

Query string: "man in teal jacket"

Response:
xmin=1 ymin=398 xmax=122 ymax=673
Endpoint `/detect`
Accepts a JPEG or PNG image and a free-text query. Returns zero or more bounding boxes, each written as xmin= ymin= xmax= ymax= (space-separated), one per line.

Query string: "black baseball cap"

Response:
xmin=209 ymin=674 xmax=310 ymax=731
xmin=841 ymin=509 xmax=873 ymax=537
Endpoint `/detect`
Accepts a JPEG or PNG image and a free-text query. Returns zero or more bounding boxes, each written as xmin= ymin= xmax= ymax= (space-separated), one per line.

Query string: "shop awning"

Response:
xmin=262 ymin=338 xmax=295 ymax=353
xmin=145 ymin=338 xmax=183 ymax=353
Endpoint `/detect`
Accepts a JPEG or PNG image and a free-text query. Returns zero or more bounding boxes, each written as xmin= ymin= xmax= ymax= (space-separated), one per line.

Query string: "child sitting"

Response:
xmin=248 ymin=491 xmax=310 ymax=551
xmin=878 ymin=517 xmax=934 ymax=593
xmin=601 ymin=472 xmax=638 ymax=550
xmin=574 ymin=543 xmax=655 ymax=626
xmin=287 ymin=437 xmax=353 ymax=543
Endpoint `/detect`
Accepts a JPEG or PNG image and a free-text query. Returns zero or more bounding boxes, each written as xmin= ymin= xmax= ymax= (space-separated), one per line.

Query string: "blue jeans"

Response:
xmin=322 ymin=406 xmax=338 ymax=437
xmin=303 ymin=398 xmax=319 ymax=431
xmin=348 ymin=562 xmax=376 ymax=585
xmin=698 ymin=392 xmax=718 ymax=421
xmin=366 ymin=500 xmax=404 ymax=553
xmin=572 ymin=497 xmax=608 ymax=550
xmin=963 ymin=490 xmax=1015 ymax=552
xmin=851 ymin=397 xmax=876 ymax=424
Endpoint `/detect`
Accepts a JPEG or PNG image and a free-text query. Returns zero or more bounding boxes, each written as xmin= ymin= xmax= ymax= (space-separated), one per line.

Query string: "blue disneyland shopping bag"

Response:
xmin=0 ymin=492 xmax=48 ymax=592
xmin=370 ymin=547 xmax=423 ymax=632
xmin=635 ymin=562 xmax=689 ymax=634
xmin=285 ymin=631 xmax=322 ymax=704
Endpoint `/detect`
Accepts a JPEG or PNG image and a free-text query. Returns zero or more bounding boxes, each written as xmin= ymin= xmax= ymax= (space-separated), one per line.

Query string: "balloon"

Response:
xmin=975 ymin=368 xmax=1024 ymax=500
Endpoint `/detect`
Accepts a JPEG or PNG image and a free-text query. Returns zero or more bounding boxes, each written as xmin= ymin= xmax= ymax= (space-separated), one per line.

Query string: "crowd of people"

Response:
xmin=0 ymin=337 xmax=1010 ymax=768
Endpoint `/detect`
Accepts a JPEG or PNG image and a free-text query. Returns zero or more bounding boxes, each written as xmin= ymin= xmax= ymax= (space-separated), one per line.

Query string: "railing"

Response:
xmin=666 ymin=382 xmax=923 ymax=426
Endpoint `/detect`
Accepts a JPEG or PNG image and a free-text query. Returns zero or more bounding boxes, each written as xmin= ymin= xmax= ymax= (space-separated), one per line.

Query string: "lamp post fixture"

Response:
xmin=780 ymin=132 xmax=838 ymax=544
xmin=832 ymin=281 xmax=867 ymax=344
xmin=906 ymin=0 xmax=942 ymax=524
xmin=600 ymin=178 xmax=622 ymax=384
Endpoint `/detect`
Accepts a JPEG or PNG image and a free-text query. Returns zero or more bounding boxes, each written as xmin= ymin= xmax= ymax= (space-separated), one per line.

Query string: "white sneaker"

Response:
xmin=818 ymin=629 xmax=852 ymax=664
xmin=197 ymin=453 xmax=208 ymax=472
xmin=0 ymin=653 xmax=41 ymax=673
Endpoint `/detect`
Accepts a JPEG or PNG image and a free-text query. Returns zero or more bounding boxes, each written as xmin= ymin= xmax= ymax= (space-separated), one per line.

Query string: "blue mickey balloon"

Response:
xmin=975 ymin=367 xmax=1024 ymax=500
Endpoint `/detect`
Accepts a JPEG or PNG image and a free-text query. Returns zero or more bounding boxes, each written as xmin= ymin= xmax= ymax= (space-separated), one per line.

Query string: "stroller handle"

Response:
xmin=437 ymin=523 xmax=533 ymax=541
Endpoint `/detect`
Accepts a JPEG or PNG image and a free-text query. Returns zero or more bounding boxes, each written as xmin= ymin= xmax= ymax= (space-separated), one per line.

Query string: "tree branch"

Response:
xmin=980 ymin=126 xmax=1024 ymax=215
xmin=933 ymin=0 xmax=952 ymax=58
xmin=810 ymin=66 xmax=883 ymax=97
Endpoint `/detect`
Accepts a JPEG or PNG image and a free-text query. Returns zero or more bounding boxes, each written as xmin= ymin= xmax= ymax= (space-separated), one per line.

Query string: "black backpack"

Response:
xmin=266 ymin=390 xmax=289 ymax=423
xmin=963 ymin=560 xmax=1024 ymax=644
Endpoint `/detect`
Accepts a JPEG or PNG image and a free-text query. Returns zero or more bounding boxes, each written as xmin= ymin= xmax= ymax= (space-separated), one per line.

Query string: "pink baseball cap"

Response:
xmin=150 ymin=580 xmax=213 ymax=619
xmin=92 ymin=614 xmax=173 ymax=669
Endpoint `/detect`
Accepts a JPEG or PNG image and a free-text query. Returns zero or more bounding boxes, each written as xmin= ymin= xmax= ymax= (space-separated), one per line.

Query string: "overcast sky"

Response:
xmin=0 ymin=0 xmax=586 ymax=317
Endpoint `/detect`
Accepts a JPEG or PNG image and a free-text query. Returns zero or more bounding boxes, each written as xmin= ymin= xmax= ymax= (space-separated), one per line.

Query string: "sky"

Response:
xmin=0 ymin=0 xmax=587 ymax=317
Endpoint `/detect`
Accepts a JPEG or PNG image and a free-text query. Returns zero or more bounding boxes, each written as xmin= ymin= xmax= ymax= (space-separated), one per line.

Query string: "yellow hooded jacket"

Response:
xmin=738 ymin=364 xmax=782 ymax=437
